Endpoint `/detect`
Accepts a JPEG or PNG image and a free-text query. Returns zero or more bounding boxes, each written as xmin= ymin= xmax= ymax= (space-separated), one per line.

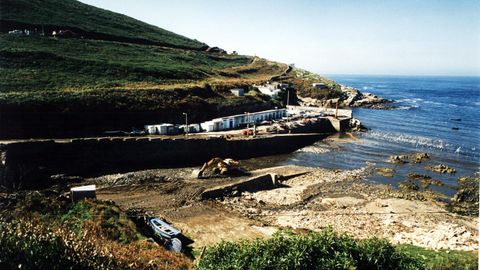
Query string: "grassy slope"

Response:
xmin=0 ymin=34 xmax=251 ymax=92
xmin=0 ymin=0 xmax=323 ymax=138
xmin=398 ymin=244 xmax=478 ymax=270
xmin=0 ymin=34 xmax=285 ymax=114
xmin=0 ymin=0 xmax=206 ymax=50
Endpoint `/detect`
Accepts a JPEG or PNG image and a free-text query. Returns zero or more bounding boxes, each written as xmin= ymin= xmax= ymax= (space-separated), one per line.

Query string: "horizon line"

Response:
xmin=322 ymin=73 xmax=480 ymax=78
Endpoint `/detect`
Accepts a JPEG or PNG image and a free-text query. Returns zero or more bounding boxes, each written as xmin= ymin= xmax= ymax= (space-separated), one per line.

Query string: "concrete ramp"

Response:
xmin=201 ymin=166 xmax=312 ymax=199
xmin=201 ymin=174 xmax=278 ymax=199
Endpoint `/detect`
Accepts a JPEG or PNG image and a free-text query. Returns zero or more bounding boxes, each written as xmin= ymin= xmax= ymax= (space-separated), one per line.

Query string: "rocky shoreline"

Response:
xmin=219 ymin=165 xmax=478 ymax=251
xmin=299 ymin=84 xmax=396 ymax=109
xmin=83 ymin=157 xmax=479 ymax=252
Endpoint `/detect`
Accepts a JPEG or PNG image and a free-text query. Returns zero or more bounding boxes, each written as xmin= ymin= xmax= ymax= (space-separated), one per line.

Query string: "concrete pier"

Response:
xmin=0 ymin=133 xmax=327 ymax=189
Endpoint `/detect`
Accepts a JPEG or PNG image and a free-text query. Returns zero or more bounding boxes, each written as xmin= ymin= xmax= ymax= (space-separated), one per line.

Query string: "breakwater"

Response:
xmin=0 ymin=133 xmax=328 ymax=189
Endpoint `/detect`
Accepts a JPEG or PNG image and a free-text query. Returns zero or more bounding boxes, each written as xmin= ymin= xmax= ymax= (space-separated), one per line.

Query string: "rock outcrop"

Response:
xmin=375 ymin=167 xmax=396 ymax=177
xmin=388 ymin=152 xmax=430 ymax=164
xmin=407 ymin=173 xmax=444 ymax=188
xmin=340 ymin=85 xmax=395 ymax=109
xmin=298 ymin=85 xmax=397 ymax=110
xmin=450 ymin=175 xmax=479 ymax=216
xmin=298 ymin=85 xmax=395 ymax=110
xmin=196 ymin=157 xmax=248 ymax=179
xmin=425 ymin=164 xmax=456 ymax=174
xmin=349 ymin=118 xmax=367 ymax=132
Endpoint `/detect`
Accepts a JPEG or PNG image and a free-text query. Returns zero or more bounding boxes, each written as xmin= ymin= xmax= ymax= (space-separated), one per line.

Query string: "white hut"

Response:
xmin=70 ymin=185 xmax=96 ymax=202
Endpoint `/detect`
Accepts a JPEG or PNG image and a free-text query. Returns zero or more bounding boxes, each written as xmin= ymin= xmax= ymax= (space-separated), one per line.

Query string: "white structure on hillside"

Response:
xmin=255 ymin=82 xmax=289 ymax=97
xmin=70 ymin=185 xmax=96 ymax=202
xmin=200 ymin=108 xmax=286 ymax=132
xmin=230 ymin=88 xmax=244 ymax=97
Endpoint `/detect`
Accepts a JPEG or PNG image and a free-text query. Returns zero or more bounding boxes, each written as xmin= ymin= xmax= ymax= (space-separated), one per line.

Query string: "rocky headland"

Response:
xmin=299 ymin=84 xmax=396 ymax=110
xmin=339 ymin=84 xmax=395 ymax=108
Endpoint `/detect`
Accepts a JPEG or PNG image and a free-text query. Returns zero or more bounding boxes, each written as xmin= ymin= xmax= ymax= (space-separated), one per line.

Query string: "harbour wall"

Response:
xmin=0 ymin=133 xmax=328 ymax=189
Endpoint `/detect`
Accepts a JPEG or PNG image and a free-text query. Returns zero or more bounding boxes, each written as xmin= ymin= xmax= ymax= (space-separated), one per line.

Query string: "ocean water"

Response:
xmin=282 ymin=75 xmax=480 ymax=196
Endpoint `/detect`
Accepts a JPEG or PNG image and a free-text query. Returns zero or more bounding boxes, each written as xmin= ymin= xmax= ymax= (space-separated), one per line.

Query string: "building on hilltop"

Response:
xmin=230 ymin=88 xmax=245 ymax=97
xmin=254 ymin=82 xmax=289 ymax=97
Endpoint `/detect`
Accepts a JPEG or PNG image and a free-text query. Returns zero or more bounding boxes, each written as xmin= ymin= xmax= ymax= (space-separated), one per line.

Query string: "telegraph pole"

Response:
xmin=286 ymin=89 xmax=290 ymax=130
xmin=244 ymin=112 xmax=250 ymax=130
xmin=182 ymin=112 xmax=188 ymax=136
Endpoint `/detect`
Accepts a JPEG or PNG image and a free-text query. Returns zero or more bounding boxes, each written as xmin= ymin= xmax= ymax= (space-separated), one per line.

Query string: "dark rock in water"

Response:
xmin=349 ymin=118 xmax=368 ymax=132
xmin=388 ymin=152 xmax=430 ymax=164
xmin=376 ymin=167 xmax=396 ymax=177
xmin=407 ymin=173 xmax=444 ymax=188
xmin=368 ymin=104 xmax=399 ymax=110
xmin=426 ymin=179 xmax=444 ymax=187
xmin=399 ymin=179 xmax=420 ymax=191
xmin=389 ymin=155 xmax=410 ymax=164
xmin=425 ymin=164 xmax=456 ymax=174
xmin=410 ymin=152 xmax=430 ymax=163
xmin=407 ymin=173 xmax=431 ymax=181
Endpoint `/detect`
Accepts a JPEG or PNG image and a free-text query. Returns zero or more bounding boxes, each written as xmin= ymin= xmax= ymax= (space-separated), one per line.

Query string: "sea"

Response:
xmin=250 ymin=75 xmax=480 ymax=196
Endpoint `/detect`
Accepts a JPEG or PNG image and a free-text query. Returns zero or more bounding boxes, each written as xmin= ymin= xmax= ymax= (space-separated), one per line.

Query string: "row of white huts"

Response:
xmin=144 ymin=108 xmax=287 ymax=135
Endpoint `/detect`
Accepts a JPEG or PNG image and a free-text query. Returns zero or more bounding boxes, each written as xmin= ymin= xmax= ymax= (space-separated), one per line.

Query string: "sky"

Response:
xmin=80 ymin=0 xmax=480 ymax=76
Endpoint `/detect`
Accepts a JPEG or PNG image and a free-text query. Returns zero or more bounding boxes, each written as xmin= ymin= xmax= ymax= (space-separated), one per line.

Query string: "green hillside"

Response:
xmin=0 ymin=34 xmax=251 ymax=92
xmin=0 ymin=0 xmax=207 ymax=50
xmin=0 ymin=0 xmax=334 ymax=139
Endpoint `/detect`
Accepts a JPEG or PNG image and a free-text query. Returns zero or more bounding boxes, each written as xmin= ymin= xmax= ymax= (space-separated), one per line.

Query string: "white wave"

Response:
xmin=396 ymin=98 xmax=423 ymax=103
xmin=297 ymin=144 xmax=332 ymax=154
xmin=423 ymin=100 xmax=442 ymax=105
xmin=365 ymin=131 xmax=479 ymax=158
xmin=423 ymin=101 xmax=458 ymax=107
xmin=366 ymin=131 xmax=447 ymax=150
xmin=396 ymin=105 xmax=419 ymax=110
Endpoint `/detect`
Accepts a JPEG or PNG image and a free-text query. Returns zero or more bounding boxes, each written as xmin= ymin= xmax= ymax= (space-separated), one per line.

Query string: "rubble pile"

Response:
xmin=195 ymin=158 xmax=248 ymax=179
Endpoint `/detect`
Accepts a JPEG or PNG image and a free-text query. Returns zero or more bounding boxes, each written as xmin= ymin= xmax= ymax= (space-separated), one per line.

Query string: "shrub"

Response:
xmin=0 ymin=194 xmax=191 ymax=270
xmin=357 ymin=238 xmax=422 ymax=270
xmin=196 ymin=229 xmax=423 ymax=270
xmin=0 ymin=215 xmax=191 ymax=270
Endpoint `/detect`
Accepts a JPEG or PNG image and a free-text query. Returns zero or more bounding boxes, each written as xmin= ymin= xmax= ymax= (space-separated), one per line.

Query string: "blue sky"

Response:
xmin=80 ymin=0 xmax=480 ymax=76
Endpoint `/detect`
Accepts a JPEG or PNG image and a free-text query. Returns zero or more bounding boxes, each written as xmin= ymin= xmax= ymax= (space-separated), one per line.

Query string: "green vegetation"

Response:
xmin=196 ymin=230 xmax=478 ymax=270
xmin=0 ymin=0 xmax=206 ymax=50
xmin=0 ymin=192 xmax=190 ymax=270
xmin=196 ymin=229 xmax=423 ymax=270
xmin=2 ymin=192 xmax=477 ymax=270
xmin=0 ymin=34 xmax=251 ymax=92
xmin=280 ymin=68 xmax=344 ymax=100
xmin=0 ymin=0 xmax=330 ymax=138
xmin=398 ymin=244 xmax=478 ymax=270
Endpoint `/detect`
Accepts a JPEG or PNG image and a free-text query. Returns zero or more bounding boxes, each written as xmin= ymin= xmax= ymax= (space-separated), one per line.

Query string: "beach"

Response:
xmin=92 ymin=161 xmax=478 ymax=251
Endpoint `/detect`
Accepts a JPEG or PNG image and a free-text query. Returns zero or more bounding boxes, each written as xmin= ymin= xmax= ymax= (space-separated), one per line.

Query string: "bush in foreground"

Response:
xmin=0 ymin=194 xmax=191 ymax=270
xmin=196 ymin=229 xmax=423 ymax=270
